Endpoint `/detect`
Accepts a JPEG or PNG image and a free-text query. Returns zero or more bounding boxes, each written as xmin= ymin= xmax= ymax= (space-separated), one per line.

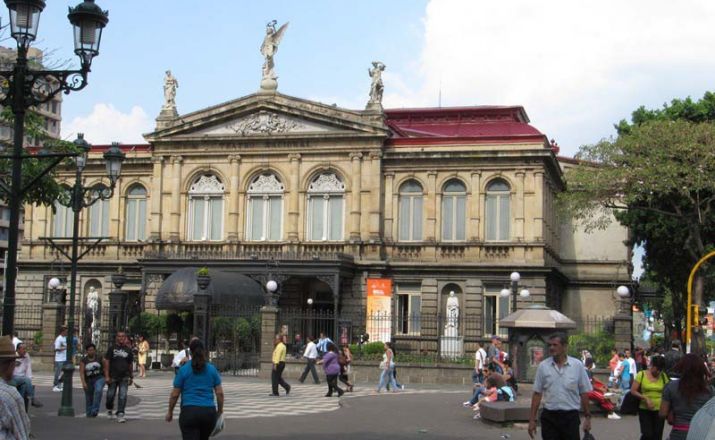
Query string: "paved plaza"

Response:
xmin=26 ymin=372 xmax=661 ymax=439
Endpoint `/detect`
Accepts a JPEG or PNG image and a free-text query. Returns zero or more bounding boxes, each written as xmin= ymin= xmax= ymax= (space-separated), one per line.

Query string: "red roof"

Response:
xmin=385 ymin=106 xmax=546 ymax=146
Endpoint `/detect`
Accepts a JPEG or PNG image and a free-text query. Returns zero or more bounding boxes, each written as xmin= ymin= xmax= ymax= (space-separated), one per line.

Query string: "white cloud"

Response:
xmin=385 ymin=0 xmax=715 ymax=155
xmin=62 ymin=104 xmax=152 ymax=145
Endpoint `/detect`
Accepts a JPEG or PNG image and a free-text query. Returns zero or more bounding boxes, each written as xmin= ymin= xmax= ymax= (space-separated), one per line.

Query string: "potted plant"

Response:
xmin=196 ymin=267 xmax=211 ymax=290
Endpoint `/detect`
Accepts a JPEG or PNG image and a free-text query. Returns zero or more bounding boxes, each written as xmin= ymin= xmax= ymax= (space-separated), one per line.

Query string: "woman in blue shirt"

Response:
xmin=166 ymin=339 xmax=224 ymax=440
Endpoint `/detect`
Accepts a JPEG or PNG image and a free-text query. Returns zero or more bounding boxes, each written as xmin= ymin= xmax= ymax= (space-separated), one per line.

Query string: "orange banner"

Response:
xmin=366 ymin=278 xmax=392 ymax=342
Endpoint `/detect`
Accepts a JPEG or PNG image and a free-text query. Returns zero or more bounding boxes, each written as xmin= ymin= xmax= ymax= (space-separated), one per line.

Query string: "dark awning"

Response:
xmin=155 ymin=267 xmax=264 ymax=310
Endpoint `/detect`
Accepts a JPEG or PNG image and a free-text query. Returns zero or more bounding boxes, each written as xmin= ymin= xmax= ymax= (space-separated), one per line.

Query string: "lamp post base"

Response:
xmin=57 ymin=363 xmax=76 ymax=417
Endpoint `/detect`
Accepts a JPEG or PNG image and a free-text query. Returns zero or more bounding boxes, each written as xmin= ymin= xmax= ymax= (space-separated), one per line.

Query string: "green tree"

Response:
xmin=559 ymin=92 xmax=715 ymax=336
xmin=0 ymin=107 xmax=79 ymax=207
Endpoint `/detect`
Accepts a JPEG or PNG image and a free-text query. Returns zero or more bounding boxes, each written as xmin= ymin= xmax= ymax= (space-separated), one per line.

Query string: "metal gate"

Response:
xmin=208 ymin=304 xmax=262 ymax=376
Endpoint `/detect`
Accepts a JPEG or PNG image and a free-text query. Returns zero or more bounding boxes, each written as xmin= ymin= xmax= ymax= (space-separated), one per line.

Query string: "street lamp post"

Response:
xmin=0 ymin=0 xmax=109 ymax=337
xmin=500 ymin=272 xmax=530 ymax=313
xmin=47 ymin=136 xmax=124 ymax=417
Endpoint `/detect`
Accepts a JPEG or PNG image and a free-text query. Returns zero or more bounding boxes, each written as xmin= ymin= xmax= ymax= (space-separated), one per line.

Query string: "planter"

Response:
xmin=197 ymin=275 xmax=211 ymax=290
xmin=161 ymin=353 xmax=173 ymax=368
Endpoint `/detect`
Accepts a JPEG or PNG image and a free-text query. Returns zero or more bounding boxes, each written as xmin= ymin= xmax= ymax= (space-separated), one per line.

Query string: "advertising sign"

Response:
xmin=366 ymin=278 xmax=392 ymax=342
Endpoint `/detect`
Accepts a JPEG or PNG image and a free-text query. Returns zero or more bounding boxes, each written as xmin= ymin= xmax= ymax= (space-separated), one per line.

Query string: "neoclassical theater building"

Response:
xmin=15 ymin=81 xmax=630 ymax=345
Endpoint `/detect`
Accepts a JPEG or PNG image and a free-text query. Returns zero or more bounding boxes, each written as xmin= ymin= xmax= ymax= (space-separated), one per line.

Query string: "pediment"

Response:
xmin=145 ymin=92 xmax=388 ymax=142
xmin=192 ymin=110 xmax=335 ymax=136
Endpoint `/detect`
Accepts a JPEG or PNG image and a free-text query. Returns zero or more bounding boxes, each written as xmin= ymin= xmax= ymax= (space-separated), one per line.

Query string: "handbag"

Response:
xmin=210 ymin=413 xmax=225 ymax=437
xmin=378 ymin=360 xmax=386 ymax=369
xmin=619 ymin=371 xmax=644 ymax=415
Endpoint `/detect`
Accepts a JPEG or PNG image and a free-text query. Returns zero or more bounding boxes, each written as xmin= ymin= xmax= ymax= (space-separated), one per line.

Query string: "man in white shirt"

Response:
xmin=53 ymin=326 xmax=67 ymax=392
xmin=171 ymin=341 xmax=191 ymax=375
xmin=12 ymin=343 xmax=42 ymax=408
xmin=298 ymin=336 xmax=320 ymax=384
xmin=474 ymin=342 xmax=487 ymax=384
xmin=625 ymin=349 xmax=638 ymax=375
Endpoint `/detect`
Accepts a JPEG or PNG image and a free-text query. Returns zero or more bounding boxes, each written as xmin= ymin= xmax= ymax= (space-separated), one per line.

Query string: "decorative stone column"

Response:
xmin=227 ymin=155 xmax=241 ymax=241
xmin=40 ymin=287 xmax=65 ymax=369
xmin=150 ymin=156 xmax=164 ymax=241
xmin=260 ymin=304 xmax=278 ymax=365
xmin=169 ymin=156 xmax=183 ymax=241
xmin=287 ymin=154 xmax=301 ymax=242
xmin=108 ymin=269 xmax=127 ymax=343
xmin=613 ymin=312 xmax=633 ymax=353
xmin=426 ymin=171 xmax=438 ymax=241
xmin=383 ymin=172 xmax=394 ymax=241
xmin=349 ymin=152 xmax=362 ymax=241
xmin=193 ymin=273 xmax=212 ymax=348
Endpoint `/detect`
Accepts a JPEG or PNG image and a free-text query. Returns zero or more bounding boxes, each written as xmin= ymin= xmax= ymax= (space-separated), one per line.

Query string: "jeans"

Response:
xmin=53 ymin=361 xmax=64 ymax=387
xmin=299 ymin=358 xmax=320 ymax=384
xmin=106 ymin=377 xmax=129 ymax=416
xmin=271 ymin=362 xmax=290 ymax=395
xmin=469 ymin=385 xmax=486 ymax=405
xmin=377 ymin=367 xmax=397 ymax=392
xmin=13 ymin=376 xmax=34 ymax=400
xmin=393 ymin=368 xmax=402 ymax=388
xmin=637 ymin=409 xmax=665 ymax=440
xmin=326 ymin=374 xmax=343 ymax=396
xmin=540 ymin=409 xmax=580 ymax=440
xmin=179 ymin=406 xmax=217 ymax=440
xmin=84 ymin=377 xmax=105 ymax=417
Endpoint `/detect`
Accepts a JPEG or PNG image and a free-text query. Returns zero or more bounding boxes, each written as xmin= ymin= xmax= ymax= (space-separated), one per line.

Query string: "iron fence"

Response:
xmin=572 ymin=315 xmax=614 ymax=336
xmin=8 ymin=304 xmax=43 ymax=345
xmin=208 ymin=303 xmax=262 ymax=376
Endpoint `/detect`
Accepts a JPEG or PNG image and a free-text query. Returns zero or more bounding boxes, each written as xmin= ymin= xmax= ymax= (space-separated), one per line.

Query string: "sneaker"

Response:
xmin=463 ymin=401 xmax=472 ymax=407
xmin=52 ymin=386 xmax=62 ymax=392
xmin=285 ymin=385 xmax=291 ymax=396
xmin=107 ymin=410 xmax=115 ymax=419
xmin=607 ymin=413 xmax=622 ymax=420
xmin=31 ymin=398 xmax=43 ymax=408
xmin=117 ymin=415 xmax=126 ymax=423
xmin=473 ymin=412 xmax=481 ymax=420
xmin=401 ymin=385 xmax=405 ymax=390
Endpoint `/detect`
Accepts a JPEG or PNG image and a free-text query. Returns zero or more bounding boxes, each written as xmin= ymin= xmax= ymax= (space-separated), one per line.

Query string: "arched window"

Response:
xmin=307 ymin=173 xmax=345 ymax=241
xmin=53 ymin=200 xmax=73 ymax=238
xmin=398 ymin=180 xmax=423 ymax=241
xmin=485 ymin=179 xmax=511 ymax=241
xmin=246 ymin=174 xmax=284 ymax=241
xmin=441 ymin=179 xmax=466 ymax=241
xmin=88 ymin=185 xmax=110 ymax=237
xmin=187 ymin=174 xmax=224 ymax=241
xmin=125 ymin=184 xmax=147 ymax=241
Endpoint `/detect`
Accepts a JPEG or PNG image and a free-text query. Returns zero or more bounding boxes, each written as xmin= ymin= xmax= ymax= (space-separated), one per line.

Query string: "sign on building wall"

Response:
xmin=366 ymin=278 xmax=392 ymax=343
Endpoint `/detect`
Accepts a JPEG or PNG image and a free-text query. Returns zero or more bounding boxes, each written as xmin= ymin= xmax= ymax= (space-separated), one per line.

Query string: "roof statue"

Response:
xmin=156 ymin=69 xmax=179 ymax=129
xmin=366 ymin=61 xmax=385 ymax=111
xmin=259 ymin=20 xmax=289 ymax=93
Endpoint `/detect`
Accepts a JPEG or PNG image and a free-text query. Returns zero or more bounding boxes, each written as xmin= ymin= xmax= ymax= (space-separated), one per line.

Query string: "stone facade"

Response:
xmin=15 ymin=91 xmax=630 ymax=352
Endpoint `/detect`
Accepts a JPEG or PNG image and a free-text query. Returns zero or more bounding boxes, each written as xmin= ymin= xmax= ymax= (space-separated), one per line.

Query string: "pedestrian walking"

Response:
xmin=316 ymin=332 xmax=332 ymax=357
xmin=388 ymin=342 xmax=404 ymax=390
xmin=166 ymin=339 xmax=224 ymax=440
xmin=338 ymin=345 xmax=354 ymax=392
xmin=12 ymin=342 xmax=42 ymax=409
xmin=629 ymin=355 xmax=668 ymax=440
xmin=270 ymin=334 xmax=290 ymax=396
xmin=608 ymin=348 xmax=620 ymax=388
xmin=80 ymin=343 xmax=105 ymax=418
xmin=660 ymin=354 xmax=714 ymax=440
xmin=137 ymin=335 xmax=150 ymax=378
xmin=320 ymin=343 xmax=343 ymax=397
xmin=0 ymin=335 xmax=30 ymax=440
xmin=298 ymin=336 xmax=320 ymax=384
xmin=376 ymin=342 xmax=398 ymax=393
xmin=664 ymin=340 xmax=684 ymax=379
xmin=172 ymin=340 xmax=191 ymax=375
xmin=616 ymin=351 xmax=632 ymax=395
xmin=528 ymin=332 xmax=592 ymax=440
xmin=52 ymin=326 xmax=68 ymax=392
xmin=474 ymin=342 xmax=487 ymax=384
xmin=104 ymin=331 xmax=134 ymax=423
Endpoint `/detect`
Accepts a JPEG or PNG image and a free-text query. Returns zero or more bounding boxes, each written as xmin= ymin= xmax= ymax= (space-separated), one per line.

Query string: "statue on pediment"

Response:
xmin=260 ymin=20 xmax=289 ymax=92
xmin=163 ymin=70 xmax=178 ymax=110
xmin=367 ymin=61 xmax=385 ymax=109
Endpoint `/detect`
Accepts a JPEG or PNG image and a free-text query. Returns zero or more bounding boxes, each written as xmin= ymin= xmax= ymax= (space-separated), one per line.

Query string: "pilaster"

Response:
xmin=533 ymin=172 xmax=544 ymax=241
xmin=227 ymin=155 xmax=241 ymax=241
xmin=287 ymin=154 xmax=301 ymax=242
xmin=469 ymin=171 xmax=481 ymax=241
xmin=515 ymin=170 xmax=526 ymax=240
xmin=426 ymin=171 xmax=438 ymax=242
xmin=384 ymin=171 xmax=395 ymax=241
xmin=170 ymin=156 xmax=183 ymax=241
xmin=350 ymin=152 xmax=363 ymax=241
xmin=150 ymin=156 xmax=164 ymax=241
xmin=367 ymin=151 xmax=382 ymax=242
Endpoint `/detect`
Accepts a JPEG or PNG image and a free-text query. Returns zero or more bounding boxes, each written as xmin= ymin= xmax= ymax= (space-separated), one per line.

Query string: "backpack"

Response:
xmin=496 ymin=386 xmax=515 ymax=402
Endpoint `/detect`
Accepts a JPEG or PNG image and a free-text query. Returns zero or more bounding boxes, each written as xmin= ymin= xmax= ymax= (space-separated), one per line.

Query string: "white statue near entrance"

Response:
xmin=445 ymin=291 xmax=459 ymax=334
xmin=86 ymin=286 xmax=100 ymax=346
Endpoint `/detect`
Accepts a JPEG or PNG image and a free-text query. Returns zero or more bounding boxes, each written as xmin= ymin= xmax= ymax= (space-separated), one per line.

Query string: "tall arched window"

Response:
xmin=53 ymin=200 xmax=73 ymax=238
xmin=441 ymin=179 xmax=466 ymax=241
xmin=125 ymin=184 xmax=147 ymax=241
xmin=398 ymin=180 xmax=423 ymax=241
xmin=307 ymin=173 xmax=345 ymax=241
xmin=485 ymin=179 xmax=511 ymax=241
xmin=246 ymin=174 xmax=284 ymax=241
xmin=187 ymin=174 xmax=224 ymax=241
xmin=88 ymin=185 xmax=110 ymax=237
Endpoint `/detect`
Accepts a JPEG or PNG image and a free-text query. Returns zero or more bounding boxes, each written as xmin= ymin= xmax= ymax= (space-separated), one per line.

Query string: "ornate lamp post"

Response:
xmin=500 ymin=271 xmax=530 ymax=313
xmin=0 ymin=0 xmax=110 ymax=337
xmin=47 ymin=276 xmax=63 ymax=303
xmin=49 ymin=136 xmax=123 ymax=417
xmin=616 ymin=285 xmax=632 ymax=315
xmin=265 ymin=279 xmax=278 ymax=306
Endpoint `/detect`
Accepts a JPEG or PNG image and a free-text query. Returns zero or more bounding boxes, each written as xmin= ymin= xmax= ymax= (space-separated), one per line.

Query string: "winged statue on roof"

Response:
xmin=260 ymin=20 xmax=289 ymax=81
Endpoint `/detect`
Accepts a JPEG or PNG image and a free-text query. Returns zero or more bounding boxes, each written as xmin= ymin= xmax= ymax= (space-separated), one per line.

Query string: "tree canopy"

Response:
xmin=560 ymin=92 xmax=715 ymax=334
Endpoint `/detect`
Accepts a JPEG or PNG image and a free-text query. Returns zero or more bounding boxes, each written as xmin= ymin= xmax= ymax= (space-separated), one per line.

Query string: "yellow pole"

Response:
xmin=685 ymin=250 xmax=715 ymax=348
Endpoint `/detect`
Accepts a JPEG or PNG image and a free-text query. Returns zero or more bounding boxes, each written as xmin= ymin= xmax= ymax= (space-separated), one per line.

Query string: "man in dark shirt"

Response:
xmin=664 ymin=340 xmax=683 ymax=379
xmin=103 ymin=332 xmax=133 ymax=423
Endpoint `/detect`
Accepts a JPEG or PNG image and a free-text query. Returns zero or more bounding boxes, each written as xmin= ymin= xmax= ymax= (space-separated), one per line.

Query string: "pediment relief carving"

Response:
xmin=192 ymin=110 xmax=335 ymax=136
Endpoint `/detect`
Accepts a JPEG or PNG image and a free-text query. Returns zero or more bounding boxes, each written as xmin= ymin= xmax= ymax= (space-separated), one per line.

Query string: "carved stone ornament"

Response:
xmin=189 ymin=174 xmax=225 ymax=194
xmin=248 ymin=174 xmax=285 ymax=194
xmin=229 ymin=111 xmax=305 ymax=135
xmin=308 ymin=173 xmax=345 ymax=193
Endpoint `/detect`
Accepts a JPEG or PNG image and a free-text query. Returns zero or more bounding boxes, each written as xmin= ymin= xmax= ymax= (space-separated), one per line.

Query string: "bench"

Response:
xmin=479 ymin=401 xmax=531 ymax=422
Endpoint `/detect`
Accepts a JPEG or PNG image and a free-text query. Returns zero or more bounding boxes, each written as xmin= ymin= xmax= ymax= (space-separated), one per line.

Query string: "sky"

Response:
xmin=19 ymin=0 xmax=715 ymax=277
